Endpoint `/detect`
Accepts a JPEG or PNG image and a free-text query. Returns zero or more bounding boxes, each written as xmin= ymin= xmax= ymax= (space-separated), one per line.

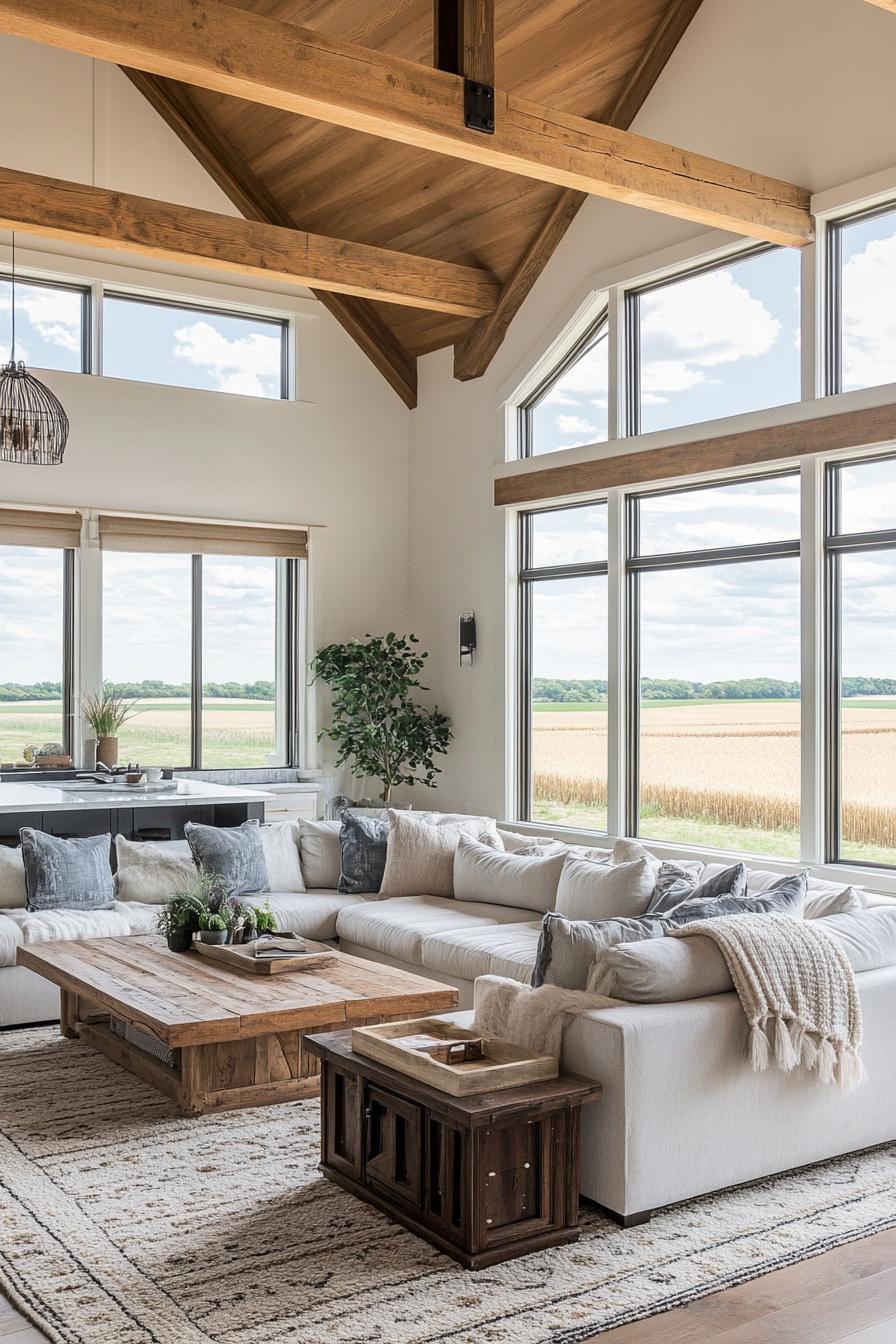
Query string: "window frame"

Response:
xmin=517 ymin=501 xmax=609 ymax=824
xmin=624 ymin=469 xmax=803 ymax=841
xmin=823 ymin=451 xmax=896 ymax=868
xmin=517 ymin=315 xmax=609 ymax=459
xmin=1 ymin=272 xmax=92 ymax=375
xmin=823 ymin=199 xmax=896 ymax=397
xmin=623 ymin=242 xmax=795 ymax=438
xmin=100 ymin=289 xmax=291 ymax=400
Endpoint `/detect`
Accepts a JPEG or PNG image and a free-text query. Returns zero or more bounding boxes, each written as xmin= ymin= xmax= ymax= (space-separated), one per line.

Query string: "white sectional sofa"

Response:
xmin=2 ymin=817 xmax=896 ymax=1226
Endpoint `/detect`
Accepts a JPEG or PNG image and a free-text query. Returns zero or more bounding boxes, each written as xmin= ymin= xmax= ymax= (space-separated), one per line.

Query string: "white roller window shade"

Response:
xmin=0 ymin=507 xmax=81 ymax=548
xmin=98 ymin=515 xmax=307 ymax=558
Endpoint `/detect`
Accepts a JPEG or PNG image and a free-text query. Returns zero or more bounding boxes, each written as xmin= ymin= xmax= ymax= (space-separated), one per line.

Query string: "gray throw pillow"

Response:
xmin=339 ymin=813 xmax=389 ymax=895
xmin=648 ymin=861 xmax=747 ymax=915
xmin=532 ymin=874 xmax=806 ymax=990
xmin=20 ymin=829 xmax=115 ymax=912
xmin=184 ymin=819 xmax=268 ymax=897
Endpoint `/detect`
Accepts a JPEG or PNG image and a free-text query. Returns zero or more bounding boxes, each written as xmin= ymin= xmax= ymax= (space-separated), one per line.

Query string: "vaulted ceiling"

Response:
xmin=123 ymin=0 xmax=706 ymax=406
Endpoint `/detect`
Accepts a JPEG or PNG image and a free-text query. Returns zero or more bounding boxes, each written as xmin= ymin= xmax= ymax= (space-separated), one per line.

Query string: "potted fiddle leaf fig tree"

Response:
xmin=311 ymin=633 xmax=452 ymax=806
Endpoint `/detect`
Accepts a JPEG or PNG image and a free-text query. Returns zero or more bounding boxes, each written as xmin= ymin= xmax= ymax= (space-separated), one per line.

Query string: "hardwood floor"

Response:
xmin=2 ymin=1229 xmax=895 ymax=1342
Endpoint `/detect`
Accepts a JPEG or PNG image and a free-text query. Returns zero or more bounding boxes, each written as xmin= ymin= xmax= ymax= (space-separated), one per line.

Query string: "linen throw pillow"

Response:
xmin=379 ymin=810 xmax=502 ymax=899
xmin=339 ymin=812 xmax=389 ymax=895
xmin=114 ymin=836 xmax=195 ymax=904
xmin=0 ymin=845 xmax=27 ymax=909
xmin=453 ymin=833 xmax=564 ymax=913
xmin=184 ymin=819 xmax=268 ymax=898
xmin=259 ymin=821 xmax=305 ymax=893
xmin=555 ymin=854 xmax=657 ymax=922
xmin=20 ymin=829 xmax=115 ymax=912
xmin=299 ymin=820 xmax=342 ymax=889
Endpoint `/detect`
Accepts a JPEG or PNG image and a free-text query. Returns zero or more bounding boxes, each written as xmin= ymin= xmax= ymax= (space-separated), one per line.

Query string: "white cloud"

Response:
xmin=639 ymin=267 xmax=781 ymax=397
xmin=555 ymin=414 xmax=598 ymax=435
xmin=173 ymin=320 xmax=281 ymax=397
xmin=841 ymin=231 xmax=896 ymax=390
xmin=1 ymin=285 xmax=82 ymax=354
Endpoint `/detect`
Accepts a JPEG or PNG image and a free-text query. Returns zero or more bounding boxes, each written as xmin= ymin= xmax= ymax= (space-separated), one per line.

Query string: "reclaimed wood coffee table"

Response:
xmin=17 ymin=935 xmax=458 ymax=1114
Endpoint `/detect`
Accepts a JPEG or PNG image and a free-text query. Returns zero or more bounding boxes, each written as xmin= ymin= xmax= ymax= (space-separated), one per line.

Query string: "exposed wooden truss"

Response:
xmin=453 ymin=0 xmax=705 ymax=380
xmin=0 ymin=165 xmax=500 ymax=316
xmin=124 ymin=70 xmax=417 ymax=407
xmin=434 ymin=0 xmax=495 ymax=86
xmin=0 ymin=0 xmax=812 ymax=247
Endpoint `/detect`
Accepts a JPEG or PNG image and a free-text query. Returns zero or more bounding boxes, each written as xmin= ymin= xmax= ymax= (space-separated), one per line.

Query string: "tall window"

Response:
xmin=519 ymin=503 xmax=608 ymax=829
xmin=628 ymin=474 xmax=802 ymax=857
xmin=101 ymin=541 xmax=297 ymax=770
xmin=1 ymin=275 xmax=89 ymax=373
xmin=520 ymin=319 xmax=608 ymax=457
xmin=627 ymin=247 xmax=801 ymax=435
xmin=828 ymin=202 xmax=896 ymax=394
xmin=102 ymin=294 xmax=288 ymax=399
xmin=0 ymin=544 xmax=70 ymax=761
xmin=826 ymin=454 xmax=896 ymax=866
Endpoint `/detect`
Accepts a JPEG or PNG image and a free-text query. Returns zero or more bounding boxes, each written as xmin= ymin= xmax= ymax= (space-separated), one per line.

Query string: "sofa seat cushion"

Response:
xmin=335 ymin=895 xmax=534 ymax=964
xmin=0 ymin=915 xmax=23 ymax=966
xmin=3 ymin=904 xmax=134 ymax=944
xmin=264 ymin=891 xmax=366 ymax=942
xmin=420 ymin=922 xmax=539 ymax=984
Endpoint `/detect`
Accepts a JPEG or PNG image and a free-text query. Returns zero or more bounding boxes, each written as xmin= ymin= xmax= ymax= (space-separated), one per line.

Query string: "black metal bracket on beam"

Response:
xmin=464 ymin=79 xmax=495 ymax=133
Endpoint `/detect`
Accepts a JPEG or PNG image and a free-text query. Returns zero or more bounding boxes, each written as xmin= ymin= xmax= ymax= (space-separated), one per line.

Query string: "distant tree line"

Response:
xmin=0 ymin=679 xmax=276 ymax=702
xmin=533 ymin=676 xmax=896 ymax=702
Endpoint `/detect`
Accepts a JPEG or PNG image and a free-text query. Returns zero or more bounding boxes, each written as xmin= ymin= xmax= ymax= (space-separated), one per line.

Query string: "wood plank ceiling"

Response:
xmin=125 ymin=0 xmax=703 ymax=404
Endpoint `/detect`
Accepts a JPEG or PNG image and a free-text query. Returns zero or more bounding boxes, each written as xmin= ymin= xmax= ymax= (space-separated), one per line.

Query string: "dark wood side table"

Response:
xmin=304 ymin=1028 xmax=602 ymax=1269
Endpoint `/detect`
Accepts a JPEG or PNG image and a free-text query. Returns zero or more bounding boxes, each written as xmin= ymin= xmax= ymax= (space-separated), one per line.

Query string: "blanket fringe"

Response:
xmin=750 ymin=1023 xmax=770 ymax=1072
xmin=753 ymin=1019 xmax=864 ymax=1094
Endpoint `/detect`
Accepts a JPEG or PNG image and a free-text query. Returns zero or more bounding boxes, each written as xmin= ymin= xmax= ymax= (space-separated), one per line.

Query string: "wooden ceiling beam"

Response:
xmin=454 ymin=0 xmax=706 ymax=382
xmin=0 ymin=0 xmax=812 ymax=248
xmin=0 ymin=164 xmax=500 ymax=317
xmin=123 ymin=71 xmax=417 ymax=407
xmin=865 ymin=1 xmax=896 ymax=11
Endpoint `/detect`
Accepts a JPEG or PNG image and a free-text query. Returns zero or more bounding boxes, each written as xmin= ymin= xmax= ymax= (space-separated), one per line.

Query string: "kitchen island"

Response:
xmin=0 ymin=778 xmax=273 ymax=844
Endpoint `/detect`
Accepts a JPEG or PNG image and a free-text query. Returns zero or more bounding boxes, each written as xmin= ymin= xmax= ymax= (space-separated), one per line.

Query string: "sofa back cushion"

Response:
xmin=299 ymin=820 xmax=342 ymax=889
xmin=115 ymin=836 xmax=195 ymax=904
xmin=453 ymin=834 xmax=564 ymax=913
xmin=555 ymin=854 xmax=657 ymax=922
xmin=185 ymin=819 xmax=268 ymax=898
xmin=596 ymin=905 xmax=896 ymax=1002
xmin=0 ymin=845 xmax=26 ymax=909
xmin=258 ymin=821 xmax=304 ymax=893
xmin=379 ymin=811 xmax=502 ymax=899
xmin=20 ymin=829 xmax=115 ymax=912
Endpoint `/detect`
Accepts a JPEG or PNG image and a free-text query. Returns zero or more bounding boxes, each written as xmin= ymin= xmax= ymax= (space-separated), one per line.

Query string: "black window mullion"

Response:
xmin=62 ymin=548 xmax=76 ymax=759
xmin=518 ymin=512 xmax=533 ymax=820
xmin=191 ymin=554 xmax=203 ymax=770
xmin=624 ymin=493 xmax=640 ymax=837
xmin=624 ymin=290 xmax=640 ymax=437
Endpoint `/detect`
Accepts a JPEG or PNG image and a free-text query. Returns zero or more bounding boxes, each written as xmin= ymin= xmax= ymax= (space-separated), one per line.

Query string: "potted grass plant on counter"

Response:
xmin=82 ymin=686 xmax=139 ymax=769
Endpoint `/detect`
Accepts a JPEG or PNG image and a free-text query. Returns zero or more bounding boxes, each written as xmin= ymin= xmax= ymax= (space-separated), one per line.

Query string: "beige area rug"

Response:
xmin=2 ymin=1028 xmax=896 ymax=1344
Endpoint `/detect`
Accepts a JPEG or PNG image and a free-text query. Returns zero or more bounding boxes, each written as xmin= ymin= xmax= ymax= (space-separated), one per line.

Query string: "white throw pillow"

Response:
xmin=299 ymin=820 xmax=342 ymax=889
xmin=379 ymin=810 xmax=502 ymax=899
xmin=260 ymin=821 xmax=305 ymax=893
xmin=806 ymin=885 xmax=863 ymax=920
xmin=114 ymin=837 xmax=195 ymax=904
xmin=612 ymin=837 xmax=655 ymax=864
xmin=499 ymin=829 xmax=564 ymax=855
xmin=0 ymin=846 xmax=26 ymax=909
xmin=555 ymin=853 xmax=659 ymax=922
xmin=453 ymin=834 xmax=564 ymax=913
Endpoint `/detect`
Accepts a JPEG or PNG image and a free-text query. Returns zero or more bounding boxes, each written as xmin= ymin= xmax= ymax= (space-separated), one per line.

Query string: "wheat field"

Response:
xmin=532 ymin=701 xmax=896 ymax=857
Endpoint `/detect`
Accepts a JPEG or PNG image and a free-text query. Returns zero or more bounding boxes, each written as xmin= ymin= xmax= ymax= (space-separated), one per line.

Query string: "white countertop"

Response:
xmin=0 ymin=779 xmax=274 ymax=814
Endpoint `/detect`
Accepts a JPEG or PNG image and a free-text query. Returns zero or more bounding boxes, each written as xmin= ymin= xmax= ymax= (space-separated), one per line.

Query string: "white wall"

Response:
xmin=0 ymin=38 xmax=411 ymax=777
xmin=407 ymin=0 xmax=896 ymax=816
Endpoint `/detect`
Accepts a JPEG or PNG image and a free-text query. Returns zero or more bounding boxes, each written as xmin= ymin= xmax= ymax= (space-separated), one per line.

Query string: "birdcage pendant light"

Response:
xmin=0 ymin=234 xmax=70 ymax=465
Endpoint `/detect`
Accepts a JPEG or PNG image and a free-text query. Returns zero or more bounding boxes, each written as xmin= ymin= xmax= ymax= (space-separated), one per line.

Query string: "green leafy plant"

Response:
xmin=156 ymin=872 xmax=231 ymax=940
xmin=311 ymin=634 xmax=452 ymax=804
xmin=82 ymin=685 xmax=140 ymax=737
xmin=253 ymin=901 xmax=277 ymax=935
xmin=199 ymin=911 xmax=228 ymax=933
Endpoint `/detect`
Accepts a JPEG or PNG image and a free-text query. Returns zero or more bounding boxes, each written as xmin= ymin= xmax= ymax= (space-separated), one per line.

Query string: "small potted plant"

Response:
xmin=198 ymin=911 xmax=229 ymax=945
xmin=240 ymin=904 xmax=258 ymax=944
xmin=82 ymin=686 xmax=140 ymax=769
xmin=254 ymin=902 xmax=278 ymax=936
xmin=156 ymin=897 xmax=197 ymax=953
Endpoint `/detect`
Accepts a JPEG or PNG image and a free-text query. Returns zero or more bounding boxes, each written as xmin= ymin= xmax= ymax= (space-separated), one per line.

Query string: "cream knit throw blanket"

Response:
xmin=671 ymin=913 xmax=864 ymax=1092
xmin=471 ymin=973 xmax=620 ymax=1057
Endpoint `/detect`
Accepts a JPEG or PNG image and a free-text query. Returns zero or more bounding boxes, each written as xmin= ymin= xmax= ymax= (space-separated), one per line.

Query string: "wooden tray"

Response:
xmin=351 ymin=1016 xmax=558 ymax=1096
xmin=192 ymin=937 xmax=337 ymax=975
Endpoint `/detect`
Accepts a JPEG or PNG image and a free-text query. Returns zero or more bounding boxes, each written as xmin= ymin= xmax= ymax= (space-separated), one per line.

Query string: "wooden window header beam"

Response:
xmin=0 ymin=164 xmax=499 ymax=318
xmin=0 ymin=0 xmax=813 ymax=248
xmin=494 ymin=404 xmax=896 ymax=508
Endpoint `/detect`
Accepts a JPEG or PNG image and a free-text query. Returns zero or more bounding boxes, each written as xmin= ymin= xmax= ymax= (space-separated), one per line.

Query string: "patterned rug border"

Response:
xmin=2 ymin=1025 xmax=896 ymax=1344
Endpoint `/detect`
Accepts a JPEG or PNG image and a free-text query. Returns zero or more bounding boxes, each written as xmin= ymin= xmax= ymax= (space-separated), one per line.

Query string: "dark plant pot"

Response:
xmin=199 ymin=930 xmax=228 ymax=945
xmin=241 ymin=929 xmax=258 ymax=944
xmin=166 ymin=928 xmax=193 ymax=953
